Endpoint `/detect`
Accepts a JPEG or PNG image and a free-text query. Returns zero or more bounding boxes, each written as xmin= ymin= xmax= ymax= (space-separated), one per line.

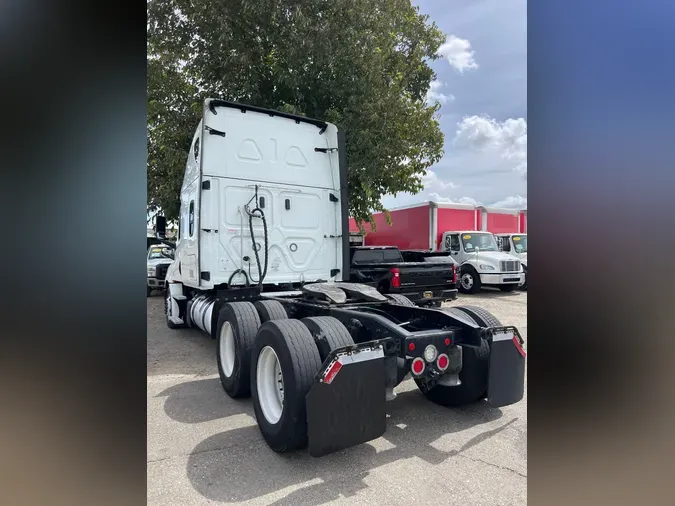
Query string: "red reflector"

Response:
xmin=408 ymin=342 xmax=415 ymax=351
xmin=323 ymin=360 xmax=343 ymax=384
xmin=444 ymin=338 xmax=450 ymax=346
xmin=452 ymin=265 xmax=457 ymax=284
xmin=411 ymin=358 xmax=425 ymax=375
xmin=390 ymin=267 xmax=401 ymax=288
xmin=512 ymin=336 xmax=527 ymax=358
xmin=437 ymin=354 xmax=449 ymax=370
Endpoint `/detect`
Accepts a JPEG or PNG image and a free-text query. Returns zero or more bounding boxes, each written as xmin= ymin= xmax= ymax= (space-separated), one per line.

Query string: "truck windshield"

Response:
xmin=511 ymin=235 xmax=527 ymax=253
xmin=149 ymin=247 xmax=174 ymax=260
xmin=462 ymin=233 xmax=498 ymax=252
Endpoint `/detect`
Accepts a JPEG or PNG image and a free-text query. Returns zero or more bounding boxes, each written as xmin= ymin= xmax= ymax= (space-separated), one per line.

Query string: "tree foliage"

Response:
xmin=148 ymin=0 xmax=445 ymax=226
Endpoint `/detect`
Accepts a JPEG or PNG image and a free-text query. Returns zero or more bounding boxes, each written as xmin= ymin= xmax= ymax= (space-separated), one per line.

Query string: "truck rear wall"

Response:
xmin=487 ymin=212 xmax=520 ymax=234
xmin=436 ymin=208 xmax=476 ymax=249
xmin=358 ymin=205 xmax=431 ymax=249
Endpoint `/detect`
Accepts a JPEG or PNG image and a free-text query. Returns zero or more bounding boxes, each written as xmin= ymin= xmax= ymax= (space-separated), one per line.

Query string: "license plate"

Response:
xmin=423 ymin=291 xmax=433 ymax=298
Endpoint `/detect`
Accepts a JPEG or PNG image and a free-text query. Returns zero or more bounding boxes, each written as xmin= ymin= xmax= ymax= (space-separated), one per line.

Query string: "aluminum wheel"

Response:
xmin=256 ymin=346 xmax=284 ymax=424
xmin=219 ymin=322 xmax=235 ymax=377
xmin=461 ymin=273 xmax=474 ymax=290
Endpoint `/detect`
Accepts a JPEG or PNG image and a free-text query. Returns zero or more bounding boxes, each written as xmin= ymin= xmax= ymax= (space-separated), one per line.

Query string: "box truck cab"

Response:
xmin=440 ymin=231 xmax=524 ymax=293
xmin=496 ymin=233 xmax=527 ymax=289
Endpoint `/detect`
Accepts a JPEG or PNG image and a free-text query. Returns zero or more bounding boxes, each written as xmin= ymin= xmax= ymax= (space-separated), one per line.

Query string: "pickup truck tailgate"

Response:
xmin=398 ymin=262 xmax=455 ymax=289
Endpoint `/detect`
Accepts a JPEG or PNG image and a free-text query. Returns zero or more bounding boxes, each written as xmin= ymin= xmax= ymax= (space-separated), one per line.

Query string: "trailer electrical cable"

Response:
xmin=245 ymin=185 xmax=269 ymax=287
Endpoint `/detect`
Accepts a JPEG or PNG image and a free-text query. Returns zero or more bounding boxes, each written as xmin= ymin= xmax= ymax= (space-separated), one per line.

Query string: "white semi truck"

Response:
xmin=496 ymin=233 xmax=527 ymax=290
xmin=163 ymin=99 xmax=526 ymax=457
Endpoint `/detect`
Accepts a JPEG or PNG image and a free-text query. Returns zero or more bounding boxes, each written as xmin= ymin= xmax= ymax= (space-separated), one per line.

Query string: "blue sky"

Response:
xmin=382 ymin=0 xmax=527 ymax=209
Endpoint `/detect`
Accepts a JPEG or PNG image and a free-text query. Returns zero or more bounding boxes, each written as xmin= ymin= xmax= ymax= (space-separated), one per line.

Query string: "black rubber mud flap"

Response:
xmin=487 ymin=327 xmax=526 ymax=407
xmin=306 ymin=346 xmax=387 ymax=457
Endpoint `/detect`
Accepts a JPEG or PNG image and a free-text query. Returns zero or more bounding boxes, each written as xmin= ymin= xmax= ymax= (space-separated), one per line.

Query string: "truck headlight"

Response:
xmin=147 ymin=267 xmax=156 ymax=277
xmin=479 ymin=264 xmax=495 ymax=271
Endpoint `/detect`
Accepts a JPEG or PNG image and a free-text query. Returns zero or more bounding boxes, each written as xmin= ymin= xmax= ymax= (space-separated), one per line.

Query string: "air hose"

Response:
xmin=244 ymin=185 xmax=269 ymax=287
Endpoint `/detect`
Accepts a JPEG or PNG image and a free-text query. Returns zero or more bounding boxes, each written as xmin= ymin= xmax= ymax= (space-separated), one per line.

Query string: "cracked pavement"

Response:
xmin=148 ymin=290 xmax=527 ymax=505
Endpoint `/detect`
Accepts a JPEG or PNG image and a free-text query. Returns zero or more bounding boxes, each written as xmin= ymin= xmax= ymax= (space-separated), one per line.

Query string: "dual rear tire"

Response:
xmin=215 ymin=301 xmax=354 ymax=452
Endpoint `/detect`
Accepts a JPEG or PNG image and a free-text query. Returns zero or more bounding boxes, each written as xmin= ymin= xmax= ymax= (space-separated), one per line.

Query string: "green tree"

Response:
xmin=148 ymin=0 xmax=445 ymax=227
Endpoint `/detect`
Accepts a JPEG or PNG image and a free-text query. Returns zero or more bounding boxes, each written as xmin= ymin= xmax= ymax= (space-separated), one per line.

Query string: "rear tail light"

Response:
xmin=390 ymin=267 xmax=401 ymax=288
xmin=452 ymin=265 xmax=457 ymax=284
xmin=424 ymin=345 xmax=438 ymax=362
xmin=411 ymin=357 xmax=425 ymax=376
xmin=437 ymin=354 xmax=450 ymax=371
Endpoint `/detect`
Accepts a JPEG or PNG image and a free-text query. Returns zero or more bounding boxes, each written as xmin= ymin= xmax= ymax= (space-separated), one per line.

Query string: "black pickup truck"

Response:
xmin=348 ymin=246 xmax=458 ymax=306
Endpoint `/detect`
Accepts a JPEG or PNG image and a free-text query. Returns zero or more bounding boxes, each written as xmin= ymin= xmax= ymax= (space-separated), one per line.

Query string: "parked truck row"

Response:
xmin=158 ymin=99 xmax=526 ymax=458
xmin=349 ymin=202 xmax=527 ymax=293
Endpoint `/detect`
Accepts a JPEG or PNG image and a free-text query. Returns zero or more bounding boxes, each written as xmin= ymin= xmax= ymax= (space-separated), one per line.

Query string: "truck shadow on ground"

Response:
xmin=156 ymin=378 xmax=254 ymax=424
xmin=475 ymin=288 xmax=523 ymax=297
xmin=185 ymin=389 xmax=515 ymax=504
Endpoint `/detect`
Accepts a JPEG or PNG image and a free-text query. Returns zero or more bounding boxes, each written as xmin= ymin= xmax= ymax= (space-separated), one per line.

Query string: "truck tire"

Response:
xmin=454 ymin=305 xmax=502 ymax=327
xmin=254 ymin=300 xmax=288 ymax=323
xmin=499 ymin=284 xmax=517 ymax=292
xmin=147 ymin=286 xmax=152 ymax=297
xmin=416 ymin=308 xmax=492 ymax=406
xmin=164 ymin=287 xmax=180 ymax=329
xmin=216 ymin=302 xmax=261 ymax=398
xmin=386 ymin=294 xmax=415 ymax=306
xmin=250 ymin=319 xmax=322 ymax=452
xmin=459 ymin=266 xmax=482 ymax=294
xmin=519 ymin=266 xmax=527 ymax=290
xmin=301 ymin=316 xmax=355 ymax=363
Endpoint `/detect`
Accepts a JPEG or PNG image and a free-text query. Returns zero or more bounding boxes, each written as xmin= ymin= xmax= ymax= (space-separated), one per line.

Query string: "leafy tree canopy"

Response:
xmin=148 ymin=0 xmax=445 ymax=228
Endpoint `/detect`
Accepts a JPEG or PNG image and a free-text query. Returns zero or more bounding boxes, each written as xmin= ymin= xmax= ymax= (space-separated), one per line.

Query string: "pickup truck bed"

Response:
xmin=349 ymin=247 xmax=458 ymax=306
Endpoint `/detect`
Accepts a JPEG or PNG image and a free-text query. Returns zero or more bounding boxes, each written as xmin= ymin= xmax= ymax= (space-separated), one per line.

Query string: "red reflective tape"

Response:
xmin=323 ymin=361 xmax=343 ymax=384
xmin=512 ymin=336 xmax=527 ymax=358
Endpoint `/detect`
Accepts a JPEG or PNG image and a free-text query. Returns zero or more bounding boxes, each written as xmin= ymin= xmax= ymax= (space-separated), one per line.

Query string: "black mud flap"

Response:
xmin=306 ymin=346 xmax=387 ymax=457
xmin=486 ymin=327 xmax=526 ymax=408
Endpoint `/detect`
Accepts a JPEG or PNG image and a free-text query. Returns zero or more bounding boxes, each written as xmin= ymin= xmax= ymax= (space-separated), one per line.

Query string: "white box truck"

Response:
xmin=439 ymin=231 xmax=525 ymax=294
xmin=496 ymin=233 xmax=527 ymax=290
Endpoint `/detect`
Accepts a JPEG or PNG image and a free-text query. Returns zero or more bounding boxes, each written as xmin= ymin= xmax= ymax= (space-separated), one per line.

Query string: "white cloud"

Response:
xmin=422 ymin=169 xmax=457 ymax=191
xmin=490 ymin=195 xmax=527 ymax=209
xmin=426 ymin=80 xmax=454 ymax=105
xmin=454 ymin=115 xmax=527 ymax=178
xmin=428 ymin=193 xmax=480 ymax=206
xmin=437 ymin=35 xmax=479 ymax=73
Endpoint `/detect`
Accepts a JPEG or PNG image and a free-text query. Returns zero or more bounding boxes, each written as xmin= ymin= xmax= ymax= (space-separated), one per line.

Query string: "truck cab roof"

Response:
xmin=443 ymin=230 xmax=491 ymax=235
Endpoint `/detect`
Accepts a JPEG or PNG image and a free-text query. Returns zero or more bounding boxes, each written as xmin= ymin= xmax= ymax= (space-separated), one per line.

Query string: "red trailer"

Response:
xmin=350 ymin=201 xmax=525 ymax=249
xmin=519 ymin=210 xmax=527 ymax=233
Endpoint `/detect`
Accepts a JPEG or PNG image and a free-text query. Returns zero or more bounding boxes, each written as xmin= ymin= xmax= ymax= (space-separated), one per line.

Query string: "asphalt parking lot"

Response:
xmin=148 ymin=290 xmax=527 ymax=506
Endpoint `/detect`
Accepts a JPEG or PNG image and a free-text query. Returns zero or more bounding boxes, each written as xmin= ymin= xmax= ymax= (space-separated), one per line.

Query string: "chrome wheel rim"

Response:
xmin=256 ymin=346 xmax=284 ymax=424
xmin=219 ymin=322 xmax=235 ymax=377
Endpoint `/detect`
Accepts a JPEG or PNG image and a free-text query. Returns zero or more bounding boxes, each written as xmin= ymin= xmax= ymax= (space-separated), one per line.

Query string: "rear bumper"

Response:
xmin=305 ymin=324 xmax=526 ymax=456
xmin=480 ymin=273 xmax=524 ymax=285
xmin=396 ymin=288 xmax=458 ymax=304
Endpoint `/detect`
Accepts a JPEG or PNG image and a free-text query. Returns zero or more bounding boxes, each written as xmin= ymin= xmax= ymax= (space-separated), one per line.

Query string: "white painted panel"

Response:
xmin=200 ymin=106 xmax=338 ymax=190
